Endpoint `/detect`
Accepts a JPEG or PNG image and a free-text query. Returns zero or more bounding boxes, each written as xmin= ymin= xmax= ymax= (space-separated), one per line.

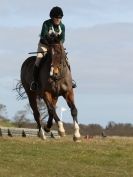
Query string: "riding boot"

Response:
xmin=67 ymin=61 xmax=77 ymax=88
xmin=30 ymin=65 xmax=40 ymax=91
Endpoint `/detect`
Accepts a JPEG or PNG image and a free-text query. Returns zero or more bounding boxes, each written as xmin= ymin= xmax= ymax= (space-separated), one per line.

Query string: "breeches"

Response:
xmin=35 ymin=42 xmax=48 ymax=67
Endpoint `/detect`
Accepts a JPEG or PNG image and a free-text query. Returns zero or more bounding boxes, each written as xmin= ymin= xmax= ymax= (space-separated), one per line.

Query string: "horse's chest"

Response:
xmin=49 ymin=81 xmax=68 ymax=95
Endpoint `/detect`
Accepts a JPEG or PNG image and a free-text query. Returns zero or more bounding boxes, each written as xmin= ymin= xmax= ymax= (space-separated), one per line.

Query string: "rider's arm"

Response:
xmin=59 ymin=24 xmax=65 ymax=43
xmin=40 ymin=21 xmax=48 ymax=39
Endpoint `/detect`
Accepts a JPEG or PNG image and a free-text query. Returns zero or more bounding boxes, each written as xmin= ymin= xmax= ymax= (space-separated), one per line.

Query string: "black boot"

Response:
xmin=30 ymin=65 xmax=40 ymax=91
xmin=66 ymin=59 xmax=77 ymax=88
xmin=68 ymin=65 xmax=77 ymax=88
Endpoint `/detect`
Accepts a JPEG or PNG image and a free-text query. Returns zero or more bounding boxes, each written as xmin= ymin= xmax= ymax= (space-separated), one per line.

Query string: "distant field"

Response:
xmin=0 ymin=120 xmax=15 ymax=127
xmin=0 ymin=136 xmax=133 ymax=177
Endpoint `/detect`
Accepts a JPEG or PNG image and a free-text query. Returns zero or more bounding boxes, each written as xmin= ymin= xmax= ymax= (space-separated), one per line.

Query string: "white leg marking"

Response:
xmin=74 ymin=121 xmax=81 ymax=138
xmin=39 ymin=127 xmax=46 ymax=140
xmin=50 ymin=67 xmax=54 ymax=76
xmin=58 ymin=121 xmax=65 ymax=133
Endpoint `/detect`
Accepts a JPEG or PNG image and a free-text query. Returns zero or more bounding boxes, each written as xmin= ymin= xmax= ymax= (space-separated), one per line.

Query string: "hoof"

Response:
xmin=58 ymin=131 xmax=66 ymax=137
xmin=44 ymin=126 xmax=51 ymax=133
xmin=39 ymin=128 xmax=46 ymax=140
xmin=73 ymin=136 xmax=81 ymax=142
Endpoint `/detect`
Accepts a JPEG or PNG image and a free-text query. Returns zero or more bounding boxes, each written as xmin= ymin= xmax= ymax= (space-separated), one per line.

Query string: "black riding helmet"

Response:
xmin=50 ymin=6 xmax=63 ymax=18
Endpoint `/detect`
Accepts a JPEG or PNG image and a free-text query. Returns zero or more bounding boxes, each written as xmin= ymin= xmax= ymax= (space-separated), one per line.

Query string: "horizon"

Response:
xmin=0 ymin=0 xmax=133 ymax=126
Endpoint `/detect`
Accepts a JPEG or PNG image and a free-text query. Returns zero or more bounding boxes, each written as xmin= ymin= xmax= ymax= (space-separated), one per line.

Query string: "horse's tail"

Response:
xmin=14 ymin=80 xmax=27 ymax=100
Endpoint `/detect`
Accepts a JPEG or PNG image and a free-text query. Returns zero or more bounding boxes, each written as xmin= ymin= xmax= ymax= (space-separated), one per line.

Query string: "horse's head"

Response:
xmin=49 ymin=42 xmax=66 ymax=80
xmin=47 ymin=33 xmax=60 ymax=45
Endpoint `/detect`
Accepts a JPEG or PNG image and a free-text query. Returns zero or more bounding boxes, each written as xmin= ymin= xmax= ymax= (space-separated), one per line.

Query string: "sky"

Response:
xmin=0 ymin=0 xmax=133 ymax=126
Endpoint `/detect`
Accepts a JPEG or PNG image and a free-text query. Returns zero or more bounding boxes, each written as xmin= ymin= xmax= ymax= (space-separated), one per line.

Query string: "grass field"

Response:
xmin=0 ymin=136 xmax=133 ymax=177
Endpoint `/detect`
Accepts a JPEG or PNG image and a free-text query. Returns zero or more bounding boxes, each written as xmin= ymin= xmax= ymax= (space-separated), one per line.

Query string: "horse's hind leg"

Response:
xmin=63 ymin=90 xmax=81 ymax=142
xmin=43 ymin=92 xmax=65 ymax=136
xmin=27 ymin=91 xmax=46 ymax=140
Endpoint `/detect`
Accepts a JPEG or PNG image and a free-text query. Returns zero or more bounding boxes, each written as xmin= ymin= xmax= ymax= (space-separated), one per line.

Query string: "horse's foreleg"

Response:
xmin=43 ymin=107 xmax=53 ymax=132
xmin=43 ymin=93 xmax=55 ymax=132
xmin=27 ymin=92 xmax=46 ymax=140
xmin=43 ymin=92 xmax=65 ymax=136
xmin=63 ymin=90 xmax=81 ymax=142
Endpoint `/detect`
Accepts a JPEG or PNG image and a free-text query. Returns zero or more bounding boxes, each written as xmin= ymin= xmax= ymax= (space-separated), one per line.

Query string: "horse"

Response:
xmin=20 ymin=41 xmax=81 ymax=142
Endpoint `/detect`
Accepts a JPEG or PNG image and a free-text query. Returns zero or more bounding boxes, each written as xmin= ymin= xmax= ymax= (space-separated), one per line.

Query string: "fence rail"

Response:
xmin=0 ymin=127 xmax=60 ymax=139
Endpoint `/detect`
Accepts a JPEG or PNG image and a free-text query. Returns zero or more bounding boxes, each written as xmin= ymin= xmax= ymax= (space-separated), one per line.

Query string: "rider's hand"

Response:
xmin=49 ymin=32 xmax=56 ymax=39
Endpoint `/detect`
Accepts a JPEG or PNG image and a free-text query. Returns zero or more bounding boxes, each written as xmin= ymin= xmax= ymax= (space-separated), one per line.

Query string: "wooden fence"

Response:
xmin=0 ymin=127 xmax=60 ymax=139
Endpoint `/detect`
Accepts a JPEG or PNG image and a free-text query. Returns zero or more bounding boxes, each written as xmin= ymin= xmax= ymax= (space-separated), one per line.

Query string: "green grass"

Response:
xmin=0 ymin=119 xmax=15 ymax=127
xmin=0 ymin=136 xmax=133 ymax=177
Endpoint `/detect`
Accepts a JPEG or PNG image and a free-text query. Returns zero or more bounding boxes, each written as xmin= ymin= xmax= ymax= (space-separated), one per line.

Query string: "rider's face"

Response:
xmin=53 ymin=17 xmax=62 ymax=25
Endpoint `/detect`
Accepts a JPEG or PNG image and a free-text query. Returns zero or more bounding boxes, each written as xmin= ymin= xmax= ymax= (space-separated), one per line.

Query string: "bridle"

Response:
xmin=48 ymin=43 xmax=66 ymax=81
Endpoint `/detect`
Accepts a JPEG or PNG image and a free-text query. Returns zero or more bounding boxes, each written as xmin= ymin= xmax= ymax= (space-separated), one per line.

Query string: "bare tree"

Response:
xmin=0 ymin=103 xmax=7 ymax=119
xmin=25 ymin=98 xmax=48 ymax=122
xmin=14 ymin=110 xmax=30 ymax=128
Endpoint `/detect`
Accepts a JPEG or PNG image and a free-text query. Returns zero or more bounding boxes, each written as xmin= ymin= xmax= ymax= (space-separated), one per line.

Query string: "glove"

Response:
xmin=50 ymin=32 xmax=56 ymax=38
xmin=45 ymin=33 xmax=57 ymax=44
xmin=40 ymin=33 xmax=60 ymax=45
xmin=49 ymin=33 xmax=57 ymax=41
xmin=40 ymin=38 xmax=48 ymax=45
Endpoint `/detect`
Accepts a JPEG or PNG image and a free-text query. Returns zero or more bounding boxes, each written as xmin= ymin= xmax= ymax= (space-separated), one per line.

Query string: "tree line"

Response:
xmin=0 ymin=103 xmax=133 ymax=137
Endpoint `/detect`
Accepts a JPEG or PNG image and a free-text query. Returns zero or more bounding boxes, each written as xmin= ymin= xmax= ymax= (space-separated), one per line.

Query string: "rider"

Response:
xmin=30 ymin=6 xmax=77 ymax=91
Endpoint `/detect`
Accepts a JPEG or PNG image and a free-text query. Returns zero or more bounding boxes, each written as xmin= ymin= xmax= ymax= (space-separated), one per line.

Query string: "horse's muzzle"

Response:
xmin=50 ymin=66 xmax=59 ymax=76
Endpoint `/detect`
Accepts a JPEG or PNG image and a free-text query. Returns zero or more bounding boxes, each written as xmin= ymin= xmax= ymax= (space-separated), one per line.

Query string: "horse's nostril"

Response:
xmin=54 ymin=72 xmax=58 ymax=76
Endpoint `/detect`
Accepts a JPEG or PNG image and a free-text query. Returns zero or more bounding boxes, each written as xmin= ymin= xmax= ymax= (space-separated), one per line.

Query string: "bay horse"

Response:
xmin=21 ymin=41 xmax=81 ymax=141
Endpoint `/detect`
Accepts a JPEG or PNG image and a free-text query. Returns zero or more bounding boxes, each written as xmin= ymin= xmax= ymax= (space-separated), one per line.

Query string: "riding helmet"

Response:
xmin=50 ymin=6 xmax=63 ymax=18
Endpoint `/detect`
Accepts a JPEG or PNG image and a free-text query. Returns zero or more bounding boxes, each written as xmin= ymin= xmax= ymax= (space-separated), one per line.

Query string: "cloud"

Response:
xmin=0 ymin=26 xmax=40 ymax=77
xmin=66 ymin=23 xmax=133 ymax=93
xmin=0 ymin=0 xmax=133 ymax=124
xmin=1 ymin=0 xmax=133 ymax=28
xmin=0 ymin=23 xmax=133 ymax=94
